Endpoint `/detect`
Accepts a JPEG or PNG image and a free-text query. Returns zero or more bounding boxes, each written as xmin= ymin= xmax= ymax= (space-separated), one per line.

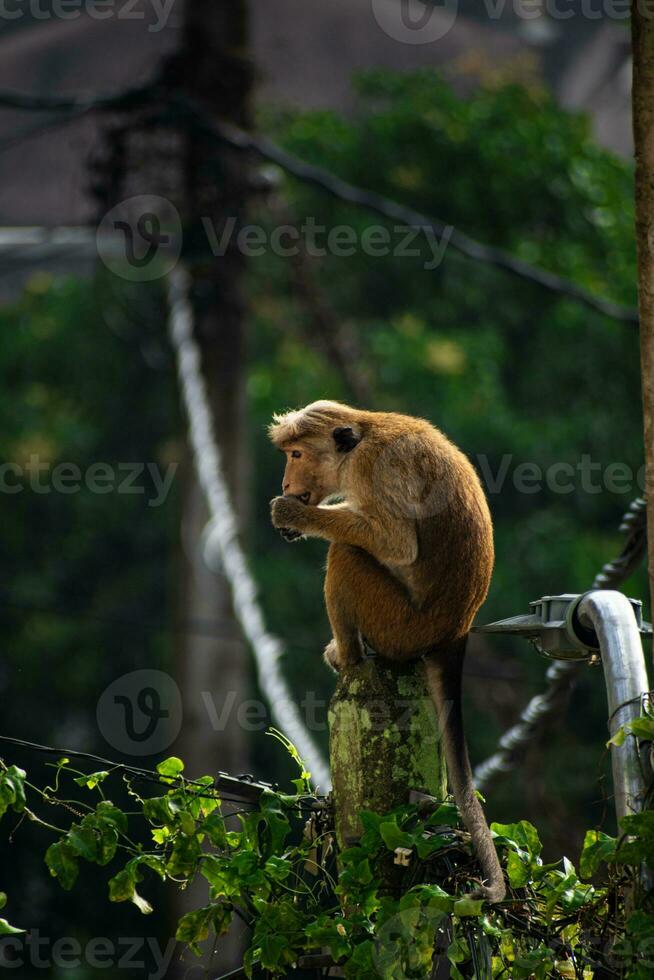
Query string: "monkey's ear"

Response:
xmin=332 ymin=426 xmax=361 ymax=453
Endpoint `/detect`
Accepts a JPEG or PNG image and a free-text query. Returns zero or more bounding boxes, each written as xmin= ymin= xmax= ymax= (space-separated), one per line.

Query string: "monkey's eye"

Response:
xmin=291 ymin=450 xmax=302 ymax=459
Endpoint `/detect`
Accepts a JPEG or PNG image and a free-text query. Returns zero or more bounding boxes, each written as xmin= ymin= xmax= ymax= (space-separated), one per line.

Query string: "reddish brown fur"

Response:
xmin=269 ymin=400 xmax=505 ymax=902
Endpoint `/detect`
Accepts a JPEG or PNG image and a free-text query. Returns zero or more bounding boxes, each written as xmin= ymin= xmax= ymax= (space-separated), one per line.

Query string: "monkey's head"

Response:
xmin=269 ymin=400 xmax=362 ymax=505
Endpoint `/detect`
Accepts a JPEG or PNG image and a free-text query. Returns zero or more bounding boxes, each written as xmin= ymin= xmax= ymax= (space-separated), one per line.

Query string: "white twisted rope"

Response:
xmin=167 ymin=264 xmax=331 ymax=790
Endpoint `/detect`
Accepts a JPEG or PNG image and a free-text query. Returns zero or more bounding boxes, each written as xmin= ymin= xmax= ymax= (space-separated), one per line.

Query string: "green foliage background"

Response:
xmin=248 ymin=71 xmax=648 ymax=857
xmin=0 ymin=71 xmax=650 ymax=970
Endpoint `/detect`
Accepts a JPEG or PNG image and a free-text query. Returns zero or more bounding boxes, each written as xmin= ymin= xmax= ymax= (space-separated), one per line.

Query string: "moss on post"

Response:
xmin=328 ymin=656 xmax=447 ymax=861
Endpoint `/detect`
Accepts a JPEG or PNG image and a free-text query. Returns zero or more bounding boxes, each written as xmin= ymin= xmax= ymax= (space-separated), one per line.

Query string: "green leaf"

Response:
xmin=259 ymin=933 xmax=289 ymax=970
xmin=45 ymin=840 xmax=79 ymax=890
xmin=448 ymin=935 xmax=470 ymax=965
xmin=179 ymin=811 xmax=196 ymax=836
xmin=405 ymin=883 xmax=453 ymax=914
xmin=176 ymin=905 xmax=214 ymax=948
xmin=65 ymin=802 xmax=126 ymax=867
xmin=491 ymin=820 xmax=542 ymax=858
xmin=343 ymin=939 xmax=375 ymax=980
xmin=480 ymin=914 xmax=502 ymax=938
xmin=580 ymin=830 xmax=617 ymax=878
xmin=0 ymin=893 xmax=23 ymax=935
xmin=0 ymin=766 xmax=27 ymax=819
xmin=610 ymin=715 xmax=654 ymax=748
xmin=379 ymin=816 xmax=414 ymax=851
xmin=264 ymin=855 xmax=293 ymax=881
xmin=95 ymin=801 xmax=128 ymax=835
xmin=156 ymin=757 xmax=185 ymax=781
xmin=506 ymin=849 xmax=530 ymax=888
xmin=157 ymin=756 xmax=185 ymax=777
xmin=202 ymin=812 xmax=228 ymax=848
xmin=0 ymin=918 xmax=24 ymax=935
xmin=624 ymin=717 xmax=654 ymax=740
xmin=258 ymin=791 xmax=292 ymax=855
xmin=143 ymin=795 xmax=177 ymax=827
xmin=305 ymin=915 xmax=351 ymax=962
xmin=166 ymin=832 xmax=202 ymax=877
xmin=607 ymin=728 xmax=627 ymax=747
xmin=426 ymin=802 xmax=461 ymax=827
xmin=620 ymin=811 xmax=654 ymax=840
xmin=73 ymin=771 xmax=109 ymax=790
xmin=108 ymin=868 xmax=135 ymax=903
xmin=188 ymin=775 xmax=219 ymax=819
xmin=108 ymin=861 xmax=153 ymax=915
xmin=68 ymin=822 xmax=108 ymax=863
xmin=200 ymin=855 xmax=230 ymax=896
xmin=452 ymin=896 xmax=485 ymax=917
xmin=139 ymin=855 xmax=167 ymax=879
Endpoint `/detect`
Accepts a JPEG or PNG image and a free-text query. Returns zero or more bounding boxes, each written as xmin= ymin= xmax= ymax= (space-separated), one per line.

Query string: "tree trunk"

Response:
xmin=632 ymin=3 xmax=654 ymax=652
xmin=329 ymin=657 xmax=447 ymax=890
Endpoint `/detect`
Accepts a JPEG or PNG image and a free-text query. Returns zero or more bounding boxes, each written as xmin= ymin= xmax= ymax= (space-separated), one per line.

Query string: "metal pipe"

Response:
xmin=576 ymin=590 xmax=650 ymax=822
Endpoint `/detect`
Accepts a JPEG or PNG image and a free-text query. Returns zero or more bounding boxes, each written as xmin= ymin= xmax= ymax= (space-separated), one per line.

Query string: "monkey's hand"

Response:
xmin=270 ymin=496 xmax=308 ymax=542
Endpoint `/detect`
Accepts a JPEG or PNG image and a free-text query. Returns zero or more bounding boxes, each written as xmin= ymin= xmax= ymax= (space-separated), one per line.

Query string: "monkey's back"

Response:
xmin=362 ymin=413 xmax=494 ymax=640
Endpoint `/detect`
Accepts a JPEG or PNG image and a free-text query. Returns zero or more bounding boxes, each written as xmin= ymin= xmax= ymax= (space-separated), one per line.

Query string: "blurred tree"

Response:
xmin=631 ymin=2 xmax=654 ymax=656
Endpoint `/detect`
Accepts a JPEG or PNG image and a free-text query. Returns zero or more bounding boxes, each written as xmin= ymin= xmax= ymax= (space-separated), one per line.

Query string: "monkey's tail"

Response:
xmin=423 ymin=640 xmax=506 ymax=903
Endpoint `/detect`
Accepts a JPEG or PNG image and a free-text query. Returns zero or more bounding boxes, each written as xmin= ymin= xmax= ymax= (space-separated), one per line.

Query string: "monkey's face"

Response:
xmin=280 ymin=442 xmax=340 ymax=505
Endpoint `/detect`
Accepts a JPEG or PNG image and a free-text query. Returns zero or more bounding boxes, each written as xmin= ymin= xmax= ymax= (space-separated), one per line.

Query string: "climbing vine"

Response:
xmin=0 ymin=727 xmax=652 ymax=979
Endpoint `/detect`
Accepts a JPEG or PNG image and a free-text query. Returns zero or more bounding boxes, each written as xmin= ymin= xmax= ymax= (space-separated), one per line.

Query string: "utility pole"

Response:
xmin=632 ymin=4 xmax=654 ymax=654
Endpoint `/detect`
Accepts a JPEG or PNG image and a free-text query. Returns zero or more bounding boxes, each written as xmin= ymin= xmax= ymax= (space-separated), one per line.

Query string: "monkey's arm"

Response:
xmin=271 ymin=496 xmax=417 ymax=566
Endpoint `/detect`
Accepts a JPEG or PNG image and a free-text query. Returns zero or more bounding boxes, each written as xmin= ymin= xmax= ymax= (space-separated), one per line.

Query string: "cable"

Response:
xmin=0 ymin=78 xmax=639 ymax=324
xmin=0 ymin=734 xmax=320 ymax=809
xmin=166 ymin=264 xmax=331 ymax=790
xmin=473 ymin=496 xmax=648 ymax=790
xmin=181 ymin=98 xmax=639 ymax=326
xmin=0 ymin=80 xmax=154 ymax=113
xmin=0 ymin=106 xmax=93 ymax=155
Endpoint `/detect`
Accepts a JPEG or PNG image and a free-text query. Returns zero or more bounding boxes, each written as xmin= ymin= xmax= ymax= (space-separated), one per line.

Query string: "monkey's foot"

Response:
xmin=324 ymin=637 xmax=364 ymax=673
xmin=323 ymin=640 xmax=342 ymax=673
